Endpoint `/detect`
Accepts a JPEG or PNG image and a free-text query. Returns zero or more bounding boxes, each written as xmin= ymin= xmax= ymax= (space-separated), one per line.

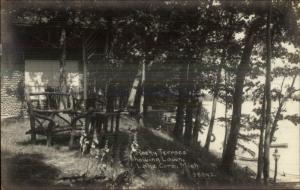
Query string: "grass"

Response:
xmin=135 ymin=127 xmax=257 ymax=188
xmin=2 ymin=116 xmax=297 ymax=189
xmin=1 ymin=118 xmax=115 ymax=189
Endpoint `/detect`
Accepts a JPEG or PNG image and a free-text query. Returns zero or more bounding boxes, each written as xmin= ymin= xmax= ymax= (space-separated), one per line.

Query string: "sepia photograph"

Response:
xmin=1 ymin=0 xmax=300 ymax=189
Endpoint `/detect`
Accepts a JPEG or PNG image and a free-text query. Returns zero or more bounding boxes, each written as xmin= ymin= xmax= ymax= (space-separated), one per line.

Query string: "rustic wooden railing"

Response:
xmin=25 ymin=90 xmax=128 ymax=151
xmin=70 ymin=109 xmax=125 ymax=152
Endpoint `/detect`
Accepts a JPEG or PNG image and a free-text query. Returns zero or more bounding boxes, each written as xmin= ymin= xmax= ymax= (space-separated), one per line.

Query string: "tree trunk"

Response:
xmin=205 ymin=94 xmax=217 ymax=150
xmin=184 ymin=95 xmax=193 ymax=145
xmin=205 ymin=20 xmax=233 ymax=151
xmin=222 ymin=71 xmax=230 ymax=158
xmin=192 ymin=94 xmax=203 ymax=144
xmin=139 ymin=60 xmax=145 ymax=127
xmin=106 ymin=87 xmax=114 ymax=113
xmin=256 ymin=93 xmax=266 ymax=182
xmin=222 ymin=122 xmax=230 ymax=157
xmin=59 ymin=28 xmax=67 ymax=91
xmin=59 ymin=28 xmax=67 ymax=109
xmin=183 ymin=63 xmax=193 ymax=145
xmin=205 ymin=65 xmax=222 ymax=151
xmin=221 ymin=28 xmax=256 ymax=173
xmin=270 ymin=73 xmax=297 ymax=143
xmin=263 ymin=1 xmax=272 ymax=184
xmin=127 ymin=68 xmax=142 ymax=107
xmin=173 ymin=64 xmax=188 ymax=139
xmin=174 ymin=88 xmax=185 ymax=139
xmin=269 ymin=102 xmax=282 ymax=144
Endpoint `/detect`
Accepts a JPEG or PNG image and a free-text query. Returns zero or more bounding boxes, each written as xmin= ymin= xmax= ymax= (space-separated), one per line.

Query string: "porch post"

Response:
xmin=82 ymin=37 xmax=87 ymax=109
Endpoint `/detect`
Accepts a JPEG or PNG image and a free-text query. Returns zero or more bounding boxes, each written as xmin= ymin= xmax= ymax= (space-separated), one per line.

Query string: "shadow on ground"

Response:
xmin=1 ymin=151 xmax=60 ymax=188
xmin=17 ymin=133 xmax=81 ymax=148
xmin=136 ymin=127 xmax=257 ymax=188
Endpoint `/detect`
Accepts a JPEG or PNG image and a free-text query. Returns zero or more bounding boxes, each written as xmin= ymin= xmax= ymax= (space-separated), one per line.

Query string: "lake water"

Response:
xmin=198 ymin=100 xmax=300 ymax=182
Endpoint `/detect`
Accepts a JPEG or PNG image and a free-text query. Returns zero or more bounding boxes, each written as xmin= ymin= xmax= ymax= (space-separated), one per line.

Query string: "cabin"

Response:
xmin=2 ymin=24 xmax=87 ymax=118
xmin=1 ymin=6 xmax=131 ymax=119
xmin=0 ymin=2 xmax=180 ymax=119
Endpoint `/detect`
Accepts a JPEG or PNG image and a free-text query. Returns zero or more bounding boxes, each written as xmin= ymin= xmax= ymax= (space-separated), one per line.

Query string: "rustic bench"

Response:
xmin=25 ymin=90 xmax=83 ymax=147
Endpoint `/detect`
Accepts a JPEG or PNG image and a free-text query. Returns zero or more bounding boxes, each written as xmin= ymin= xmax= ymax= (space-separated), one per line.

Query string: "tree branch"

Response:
xmin=278 ymin=76 xmax=286 ymax=105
